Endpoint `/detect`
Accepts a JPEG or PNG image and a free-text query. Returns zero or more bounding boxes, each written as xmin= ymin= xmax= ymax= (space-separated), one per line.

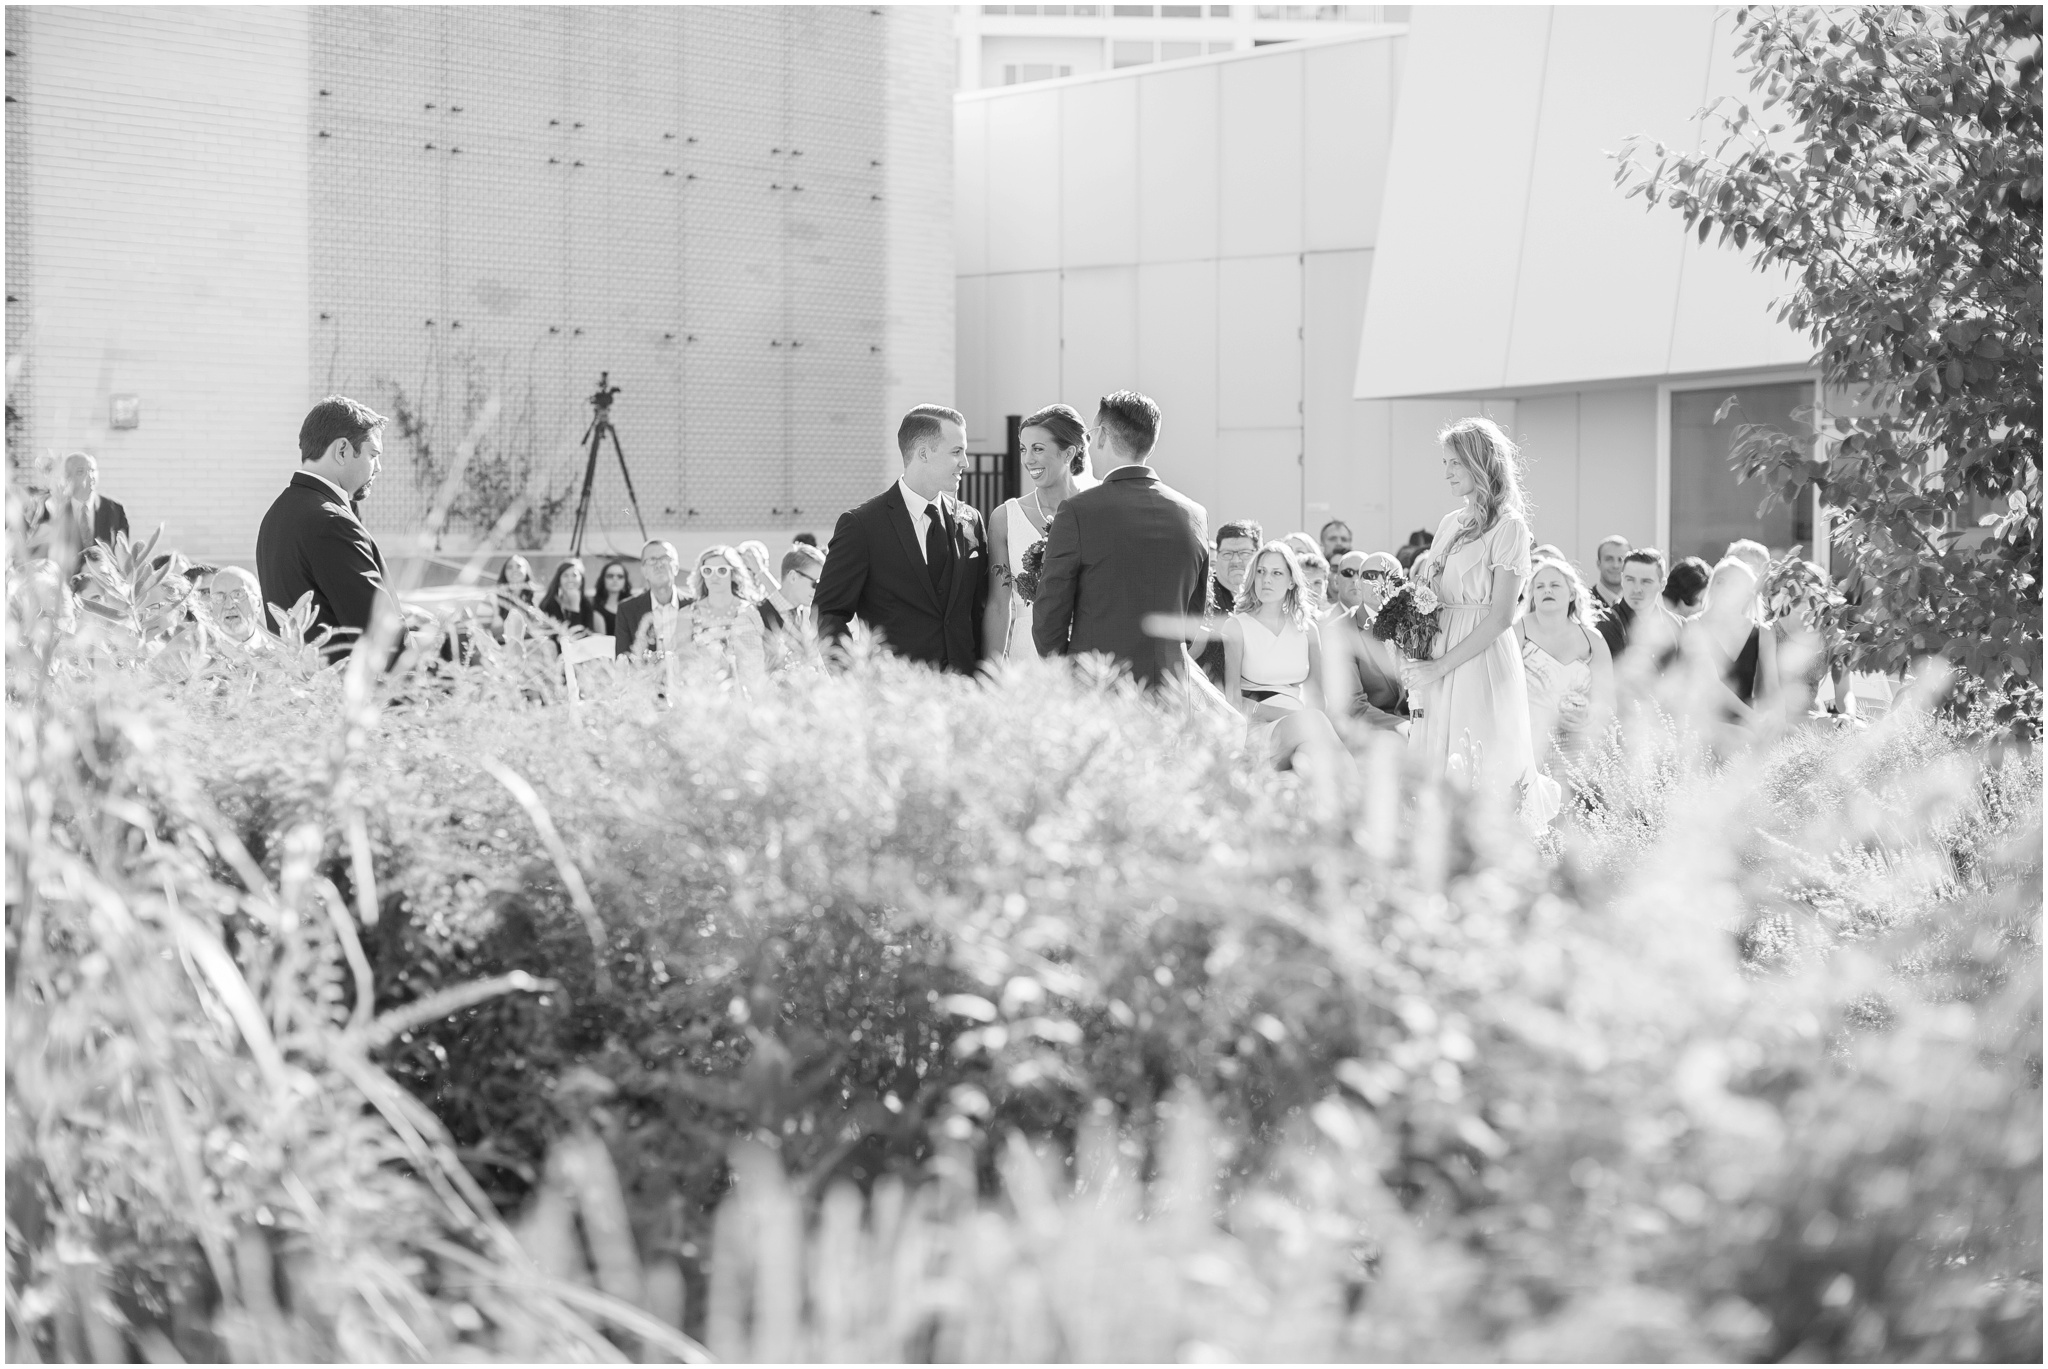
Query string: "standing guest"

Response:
xmin=255 ymin=396 xmax=401 ymax=659
xmin=1601 ymin=548 xmax=1682 ymax=659
xmin=1591 ymin=534 xmax=1631 ymax=610
xmin=205 ymin=566 xmax=272 ymax=653
xmin=591 ymin=559 xmax=633 ymax=638
xmin=1395 ymin=527 xmax=1435 ymax=571
xmin=1327 ymin=550 xmax=1409 ymax=732
xmin=985 ymin=403 xmax=1090 ymax=661
xmin=1319 ymin=519 xmax=1354 ymax=561
xmin=1517 ymin=554 xmax=1615 ymax=770
xmin=1764 ymin=557 xmax=1855 ymax=717
xmin=539 ymin=559 xmax=597 ymax=636
xmin=680 ymin=544 xmax=767 ymax=684
xmin=1684 ymin=558 xmax=1777 ymax=718
xmin=497 ymin=555 xmax=539 ymax=613
xmin=32 ymin=452 xmax=131 ymax=580
xmin=1219 ymin=542 xmax=1344 ymax=770
xmin=758 ymin=542 xmax=826 ymax=669
xmin=1032 ymin=390 xmax=1209 ymax=690
xmin=615 ymin=539 xmax=686 ymax=659
xmin=791 ymin=531 xmax=820 ymax=548
xmin=1725 ymin=538 xmax=1774 ymax=623
xmin=814 ymin=404 xmax=990 ymax=674
xmin=1197 ymin=519 xmax=1262 ymax=687
xmin=1405 ymin=418 xmax=1555 ymax=822
xmin=1661 ymin=556 xmax=1712 ymax=620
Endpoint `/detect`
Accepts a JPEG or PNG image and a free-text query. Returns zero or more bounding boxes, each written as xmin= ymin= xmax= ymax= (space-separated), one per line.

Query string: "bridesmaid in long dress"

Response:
xmin=984 ymin=403 xmax=1094 ymax=660
xmin=1407 ymin=417 xmax=1560 ymax=823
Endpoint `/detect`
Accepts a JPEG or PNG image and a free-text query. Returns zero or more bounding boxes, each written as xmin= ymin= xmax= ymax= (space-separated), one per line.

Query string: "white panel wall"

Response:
xmin=956 ymin=274 xmax=990 ymax=447
xmin=1217 ymin=256 xmax=1301 ymax=431
xmin=1576 ymin=385 xmax=1658 ymax=558
xmin=1136 ymin=260 xmax=1218 ymax=507
xmin=1304 ymin=39 xmax=1394 ymax=252
xmin=1060 ymin=266 xmax=1139 ymax=412
xmin=1513 ymin=394 xmax=1584 ymax=560
xmin=985 ymin=90 xmax=1063 ymax=272
xmin=1136 ymin=65 xmax=1219 ymax=264
xmin=983 ymin=271 xmax=1062 ymax=436
xmin=1219 ymin=53 xmax=1304 ymax=259
xmin=1060 ymin=79 xmax=1138 ymax=268
xmin=1303 ymin=250 xmax=1382 ymax=544
xmin=1215 ymin=430 xmax=1302 ymax=550
xmin=954 ymin=98 xmax=989 ymax=277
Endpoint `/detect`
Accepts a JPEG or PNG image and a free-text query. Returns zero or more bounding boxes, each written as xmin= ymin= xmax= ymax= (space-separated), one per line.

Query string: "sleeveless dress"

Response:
xmin=1520 ymin=624 xmax=1596 ymax=763
xmin=1411 ymin=511 xmax=1559 ymax=824
xmin=1003 ymin=500 xmax=1040 ymax=660
xmin=1237 ymin=612 xmax=1311 ymax=757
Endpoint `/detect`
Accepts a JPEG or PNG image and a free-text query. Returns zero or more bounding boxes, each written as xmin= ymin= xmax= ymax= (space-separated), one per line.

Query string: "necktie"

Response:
xmin=924 ymin=503 xmax=948 ymax=587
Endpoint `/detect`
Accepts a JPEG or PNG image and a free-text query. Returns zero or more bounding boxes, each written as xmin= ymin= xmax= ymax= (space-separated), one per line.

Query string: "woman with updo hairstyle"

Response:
xmin=1407 ymin=417 xmax=1557 ymax=823
xmin=984 ymin=402 xmax=1096 ymax=660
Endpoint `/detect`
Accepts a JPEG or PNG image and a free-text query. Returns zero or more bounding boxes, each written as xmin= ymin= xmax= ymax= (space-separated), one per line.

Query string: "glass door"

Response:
xmin=1668 ymin=380 xmax=1816 ymax=564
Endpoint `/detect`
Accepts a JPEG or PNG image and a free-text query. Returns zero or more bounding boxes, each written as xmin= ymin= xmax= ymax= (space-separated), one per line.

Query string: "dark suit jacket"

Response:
xmin=1597 ymin=600 xmax=1630 ymax=658
xmin=612 ymin=588 xmax=687 ymax=658
xmin=33 ymin=495 xmax=130 ymax=577
xmin=254 ymin=471 xmax=396 ymax=656
xmin=1030 ymin=463 xmax=1209 ymax=689
xmin=814 ymin=484 xmax=989 ymax=673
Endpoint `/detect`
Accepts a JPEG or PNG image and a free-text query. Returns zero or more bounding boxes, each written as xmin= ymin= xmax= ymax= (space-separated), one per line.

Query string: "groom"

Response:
xmin=1031 ymin=390 xmax=1209 ymax=689
xmin=813 ymin=404 xmax=989 ymax=673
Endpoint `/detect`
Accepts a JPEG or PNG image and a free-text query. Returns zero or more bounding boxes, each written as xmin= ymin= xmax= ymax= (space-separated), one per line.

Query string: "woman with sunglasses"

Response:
xmin=591 ymin=559 xmax=633 ymax=638
xmin=680 ymin=544 xmax=767 ymax=685
xmin=1323 ymin=551 xmax=1411 ymax=731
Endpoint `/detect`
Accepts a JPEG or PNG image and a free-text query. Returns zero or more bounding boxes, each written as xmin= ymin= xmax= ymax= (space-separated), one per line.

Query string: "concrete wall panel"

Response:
xmin=1576 ymin=384 xmax=1658 ymax=560
xmin=1303 ymin=249 xmax=1384 ymax=547
xmin=1219 ymin=51 xmax=1303 ymax=259
xmin=1136 ymin=64 xmax=1219 ymax=264
xmin=956 ymin=273 xmax=990 ymax=447
xmin=1218 ymin=254 xmax=1301 ymax=430
xmin=983 ymin=270 xmax=1062 ymax=439
xmin=1136 ymin=259 xmax=1218 ymax=506
xmin=954 ymin=97 xmax=988 ymax=277
xmin=1511 ymin=393 xmax=1582 ymax=564
xmin=1305 ymin=38 xmax=1395 ymax=253
xmin=1060 ymin=78 xmax=1138 ymax=268
xmin=1060 ymin=265 xmax=1139 ymax=415
xmin=1214 ymin=428 xmax=1303 ymax=546
xmin=985 ymin=87 xmax=1063 ymax=273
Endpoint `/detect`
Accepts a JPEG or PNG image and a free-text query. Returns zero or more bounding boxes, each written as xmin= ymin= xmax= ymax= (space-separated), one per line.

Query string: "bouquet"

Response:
xmin=1370 ymin=581 xmax=1441 ymax=661
xmin=1014 ymin=517 xmax=1053 ymax=604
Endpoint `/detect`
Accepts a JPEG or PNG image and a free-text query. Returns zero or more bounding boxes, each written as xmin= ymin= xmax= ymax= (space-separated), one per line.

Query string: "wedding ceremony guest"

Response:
xmin=1328 ymin=550 xmax=1409 ymax=732
xmin=591 ymin=559 xmax=633 ymax=637
xmin=736 ymin=541 xmax=778 ymax=602
xmin=255 ymin=396 xmax=401 ymax=659
xmin=1764 ymin=557 xmax=1854 ymax=718
xmin=1683 ymin=558 xmax=1778 ymax=719
xmin=1033 ymin=390 xmax=1209 ymax=690
xmin=681 ymin=544 xmax=768 ymax=685
xmin=615 ymin=539 xmax=686 ymax=659
xmin=1197 ymin=519 xmax=1262 ymax=687
xmin=31 ymin=452 xmax=131 ymax=579
xmin=1395 ymin=527 xmax=1434 ymax=571
xmin=814 ymin=404 xmax=989 ymax=674
xmin=539 ymin=559 xmax=597 ymax=636
xmin=1592 ymin=534 xmax=1631 ymax=610
xmin=1295 ymin=547 xmax=1334 ymax=619
xmin=205 ymin=566 xmax=271 ymax=652
xmin=1602 ymin=548 xmax=1681 ymax=659
xmin=758 ymin=542 xmax=825 ymax=669
xmin=1517 ymin=554 xmax=1615 ymax=771
xmin=1405 ymin=418 xmax=1556 ymax=823
xmin=1280 ymin=531 xmax=1321 ymax=564
xmin=1218 ymin=541 xmax=1345 ymax=771
xmin=791 ymin=531 xmax=819 ymax=548
xmin=1662 ymin=556 xmax=1712 ymax=619
xmin=985 ymin=402 xmax=1090 ymax=661
xmin=1319 ymin=519 xmax=1354 ymax=561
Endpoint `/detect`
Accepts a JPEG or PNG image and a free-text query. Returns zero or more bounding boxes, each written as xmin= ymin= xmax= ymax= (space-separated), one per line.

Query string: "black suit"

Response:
xmin=254 ymin=471 xmax=397 ymax=657
xmin=1597 ymin=600 xmax=1630 ymax=658
xmin=613 ymin=588 xmax=686 ymax=658
xmin=1030 ymin=463 xmax=1209 ymax=690
xmin=32 ymin=495 xmax=130 ymax=577
xmin=814 ymin=483 xmax=989 ymax=673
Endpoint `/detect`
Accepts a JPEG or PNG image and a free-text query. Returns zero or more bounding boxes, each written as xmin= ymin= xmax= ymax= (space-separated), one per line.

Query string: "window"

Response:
xmin=1162 ymin=3 xmax=1203 ymax=15
xmin=1071 ymin=3 xmax=1101 ymax=12
xmin=983 ymin=5 xmax=1009 ymax=13
xmin=1112 ymin=39 xmax=1155 ymax=65
xmin=1210 ymin=4 xmax=1234 ymax=14
xmin=1004 ymin=63 xmax=1074 ymax=84
xmin=1669 ymin=382 xmax=1817 ymax=563
xmin=1042 ymin=3 xmax=1070 ymax=12
xmin=1161 ymin=40 xmax=1202 ymax=59
xmin=1208 ymin=39 xmax=1236 ymax=51
xmin=1113 ymin=4 xmax=1156 ymax=15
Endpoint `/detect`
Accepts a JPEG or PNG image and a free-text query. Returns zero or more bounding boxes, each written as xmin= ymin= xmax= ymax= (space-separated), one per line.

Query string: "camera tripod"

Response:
xmin=567 ymin=371 xmax=649 ymax=559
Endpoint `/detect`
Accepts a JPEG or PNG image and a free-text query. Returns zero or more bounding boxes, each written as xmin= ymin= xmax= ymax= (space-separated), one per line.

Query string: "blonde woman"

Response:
xmin=1221 ymin=541 xmax=1343 ymax=771
xmin=1407 ymin=418 xmax=1556 ymax=822
xmin=1516 ymin=554 xmax=1615 ymax=770
xmin=681 ymin=544 xmax=766 ymax=684
xmin=1683 ymin=558 xmax=1778 ymax=719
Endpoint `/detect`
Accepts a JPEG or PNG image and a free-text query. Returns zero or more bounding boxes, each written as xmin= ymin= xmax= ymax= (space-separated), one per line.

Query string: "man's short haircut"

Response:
xmin=780 ymin=543 xmax=826 ymax=578
xmin=1095 ymin=390 xmax=1162 ymax=459
xmin=791 ymin=531 xmax=819 ymax=547
xmin=63 ymin=451 xmax=97 ymax=476
xmin=299 ymin=396 xmax=388 ymax=464
xmin=897 ymin=405 xmax=965 ymax=460
xmin=1216 ymin=520 xmax=1263 ymax=548
xmin=641 ymin=539 xmax=678 ymax=561
xmin=209 ymin=565 xmax=260 ymax=594
xmin=1596 ymin=533 xmax=1632 ymax=555
xmin=1623 ymin=547 xmax=1668 ymax=575
xmin=1319 ymin=519 xmax=1351 ymax=538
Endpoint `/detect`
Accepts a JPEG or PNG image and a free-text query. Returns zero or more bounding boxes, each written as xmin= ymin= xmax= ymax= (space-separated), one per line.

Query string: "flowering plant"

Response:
xmin=1014 ymin=514 xmax=1054 ymax=603
xmin=1371 ymin=580 xmax=1441 ymax=660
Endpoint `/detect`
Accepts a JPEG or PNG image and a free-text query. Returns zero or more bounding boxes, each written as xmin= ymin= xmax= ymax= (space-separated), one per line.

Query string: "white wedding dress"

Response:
xmin=1003 ymin=499 xmax=1038 ymax=659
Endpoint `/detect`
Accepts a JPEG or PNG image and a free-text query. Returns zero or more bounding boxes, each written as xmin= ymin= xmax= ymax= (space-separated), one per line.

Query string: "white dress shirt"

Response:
xmin=897 ymin=478 xmax=946 ymax=563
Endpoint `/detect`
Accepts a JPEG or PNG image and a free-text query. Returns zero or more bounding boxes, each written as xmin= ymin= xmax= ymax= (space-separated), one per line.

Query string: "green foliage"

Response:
xmin=384 ymin=352 xmax=573 ymax=549
xmin=1616 ymin=5 xmax=2043 ymax=735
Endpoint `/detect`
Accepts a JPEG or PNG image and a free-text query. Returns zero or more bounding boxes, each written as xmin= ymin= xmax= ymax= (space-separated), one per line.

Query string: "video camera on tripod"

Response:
xmin=567 ymin=370 xmax=648 ymax=558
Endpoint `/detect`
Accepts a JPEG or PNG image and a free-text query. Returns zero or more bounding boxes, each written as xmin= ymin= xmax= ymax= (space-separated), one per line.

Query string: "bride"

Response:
xmin=984 ymin=403 xmax=1094 ymax=660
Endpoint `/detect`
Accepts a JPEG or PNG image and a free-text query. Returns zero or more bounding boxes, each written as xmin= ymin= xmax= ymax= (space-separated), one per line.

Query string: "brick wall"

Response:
xmin=6 ymin=6 xmax=311 ymax=559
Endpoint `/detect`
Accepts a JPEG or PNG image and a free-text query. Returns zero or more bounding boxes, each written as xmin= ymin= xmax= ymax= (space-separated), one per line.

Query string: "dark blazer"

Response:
xmin=814 ymin=483 xmax=989 ymax=673
xmin=33 ymin=495 xmax=130 ymax=576
xmin=1196 ymin=577 xmax=1236 ymax=687
xmin=1030 ymin=463 xmax=1209 ymax=689
xmin=1597 ymin=600 xmax=1630 ymax=658
xmin=254 ymin=471 xmax=396 ymax=657
xmin=612 ymin=588 xmax=685 ymax=658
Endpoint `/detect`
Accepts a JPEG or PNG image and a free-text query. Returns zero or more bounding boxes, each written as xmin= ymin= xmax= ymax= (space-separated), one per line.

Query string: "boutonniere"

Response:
xmin=959 ymin=515 xmax=982 ymax=555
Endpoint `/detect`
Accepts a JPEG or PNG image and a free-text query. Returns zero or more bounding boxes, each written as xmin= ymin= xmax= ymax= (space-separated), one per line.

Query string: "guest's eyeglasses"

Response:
xmin=1360 ymin=569 xmax=1398 ymax=582
xmin=704 ymin=564 xmax=735 ymax=576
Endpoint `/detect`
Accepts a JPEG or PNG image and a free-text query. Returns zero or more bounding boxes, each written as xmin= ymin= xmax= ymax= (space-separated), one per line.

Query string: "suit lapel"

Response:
xmin=884 ymin=484 xmax=943 ymax=614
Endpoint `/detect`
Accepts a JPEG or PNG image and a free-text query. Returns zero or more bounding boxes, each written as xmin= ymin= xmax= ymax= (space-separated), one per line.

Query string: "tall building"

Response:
xmin=5 ymin=6 xmax=954 ymax=565
xmin=955 ymin=3 xmax=1405 ymax=90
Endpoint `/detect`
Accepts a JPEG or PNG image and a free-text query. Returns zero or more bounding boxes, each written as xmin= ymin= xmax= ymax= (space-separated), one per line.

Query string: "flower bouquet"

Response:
xmin=1014 ymin=517 xmax=1053 ymax=604
xmin=1370 ymin=581 xmax=1440 ymax=661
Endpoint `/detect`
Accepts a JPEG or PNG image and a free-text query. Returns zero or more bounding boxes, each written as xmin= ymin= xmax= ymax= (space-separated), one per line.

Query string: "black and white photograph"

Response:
xmin=4 ymin=2 xmax=2041 ymax=1362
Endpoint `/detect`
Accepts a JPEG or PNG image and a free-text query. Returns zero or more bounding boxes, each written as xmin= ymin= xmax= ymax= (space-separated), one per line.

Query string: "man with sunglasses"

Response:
xmin=756 ymin=542 xmax=825 ymax=669
xmin=1323 ymin=550 xmax=1410 ymax=732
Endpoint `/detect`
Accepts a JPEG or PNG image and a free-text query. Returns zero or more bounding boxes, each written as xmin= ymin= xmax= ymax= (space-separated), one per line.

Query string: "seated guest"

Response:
xmin=1764 ymin=557 xmax=1853 ymax=718
xmin=590 ymin=559 xmax=633 ymax=638
xmin=681 ymin=545 xmax=767 ymax=684
xmin=205 ymin=566 xmax=272 ymax=652
xmin=1662 ymin=556 xmax=1712 ymax=620
xmin=1220 ymin=541 xmax=1345 ymax=772
xmin=1591 ymin=534 xmax=1631 ymax=610
xmin=1601 ymin=548 xmax=1682 ymax=659
xmin=1319 ymin=519 xmax=1354 ymax=561
xmin=1281 ymin=531 xmax=1321 ymax=563
xmin=1517 ymin=554 xmax=1615 ymax=769
xmin=757 ymin=542 xmax=825 ymax=669
xmin=496 ymin=555 xmax=539 ymax=629
xmin=1394 ymin=527 xmax=1434 ymax=571
xmin=1326 ymin=550 xmax=1409 ymax=732
xmin=791 ymin=531 xmax=820 ymax=548
xmin=538 ymin=558 xmax=596 ymax=636
xmin=1683 ymin=558 xmax=1778 ymax=718
xmin=1197 ymin=519 xmax=1263 ymax=688
xmin=615 ymin=540 xmax=686 ymax=659
xmin=1296 ymin=548 xmax=1336 ymax=620
xmin=736 ymin=541 xmax=779 ymax=603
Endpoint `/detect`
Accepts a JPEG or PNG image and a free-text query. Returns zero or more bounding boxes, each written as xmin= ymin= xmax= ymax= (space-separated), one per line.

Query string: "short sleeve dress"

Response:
xmin=1411 ymin=510 xmax=1558 ymax=823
